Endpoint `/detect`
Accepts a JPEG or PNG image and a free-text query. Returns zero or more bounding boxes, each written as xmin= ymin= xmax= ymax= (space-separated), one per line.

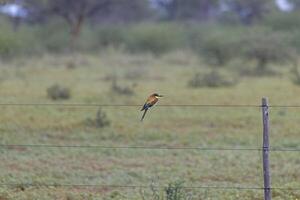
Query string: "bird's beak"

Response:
xmin=157 ymin=95 xmax=164 ymax=98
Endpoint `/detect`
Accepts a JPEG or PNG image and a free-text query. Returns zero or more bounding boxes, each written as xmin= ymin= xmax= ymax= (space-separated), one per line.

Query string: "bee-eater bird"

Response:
xmin=141 ymin=93 xmax=163 ymax=121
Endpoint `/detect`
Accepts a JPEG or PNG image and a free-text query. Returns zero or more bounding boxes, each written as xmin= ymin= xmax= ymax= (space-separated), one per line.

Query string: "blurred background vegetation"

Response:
xmin=0 ymin=0 xmax=299 ymax=69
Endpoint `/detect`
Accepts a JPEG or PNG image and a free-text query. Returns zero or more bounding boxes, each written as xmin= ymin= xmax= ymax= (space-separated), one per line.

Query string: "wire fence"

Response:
xmin=0 ymin=183 xmax=300 ymax=191
xmin=1 ymin=144 xmax=300 ymax=152
xmin=0 ymin=102 xmax=299 ymax=108
xmin=1 ymin=102 xmax=300 ymax=195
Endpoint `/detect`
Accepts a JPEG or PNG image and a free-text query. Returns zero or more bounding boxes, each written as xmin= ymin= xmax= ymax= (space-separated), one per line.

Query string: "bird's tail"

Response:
xmin=141 ymin=109 xmax=148 ymax=121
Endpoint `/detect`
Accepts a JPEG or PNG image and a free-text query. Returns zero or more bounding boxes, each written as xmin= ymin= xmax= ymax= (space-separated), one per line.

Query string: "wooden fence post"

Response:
xmin=262 ymin=97 xmax=271 ymax=200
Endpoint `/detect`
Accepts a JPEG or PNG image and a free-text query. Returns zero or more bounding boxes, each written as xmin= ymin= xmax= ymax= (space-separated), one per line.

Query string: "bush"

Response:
xmin=111 ymin=78 xmax=134 ymax=96
xmin=95 ymin=25 xmax=126 ymax=48
xmin=0 ymin=31 xmax=19 ymax=58
xmin=34 ymin=20 xmax=69 ymax=52
xmin=0 ymin=19 xmax=66 ymax=57
xmin=241 ymin=28 xmax=292 ymax=72
xmin=47 ymin=84 xmax=71 ymax=100
xmin=0 ymin=20 xmax=21 ymax=58
xmin=124 ymin=23 xmax=187 ymax=55
xmin=289 ymin=30 xmax=300 ymax=53
xmin=263 ymin=12 xmax=300 ymax=31
xmin=74 ymin=25 xmax=126 ymax=52
xmin=85 ymin=108 xmax=110 ymax=128
xmin=201 ymin=33 xmax=235 ymax=66
xmin=188 ymin=70 xmax=237 ymax=88
xmin=190 ymin=25 xmax=245 ymax=66
xmin=124 ymin=67 xmax=148 ymax=80
xmin=161 ymin=50 xmax=199 ymax=66
xmin=262 ymin=12 xmax=300 ymax=51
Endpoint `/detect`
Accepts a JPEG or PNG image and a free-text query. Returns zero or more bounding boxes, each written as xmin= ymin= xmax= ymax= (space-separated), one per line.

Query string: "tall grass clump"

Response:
xmin=85 ymin=108 xmax=110 ymax=128
xmin=140 ymin=181 xmax=191 ymax=200
xmin=47 ymin=84 xmax=71 ymax=100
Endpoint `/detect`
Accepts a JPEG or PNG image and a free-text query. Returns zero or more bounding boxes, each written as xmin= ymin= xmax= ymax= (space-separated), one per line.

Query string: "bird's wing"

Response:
xmin=147 ymin=96 xmax=158 ymax=106
xmin=141 ymin=96 xmax=158 ymax=111
xmin=141 ymin=103 xmax=148 ymax=111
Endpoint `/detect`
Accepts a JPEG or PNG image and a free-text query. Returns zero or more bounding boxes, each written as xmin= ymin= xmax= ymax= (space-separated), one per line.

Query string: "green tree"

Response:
xmin=224 ymin=0 xmax=274 ymax=24
xmin=48 ymin=0 xmax=110 ymax=47
xmin=242 ymin=29 xmax=292 ymax=72
xmin=289 ymin=0 xmax=300 ymax=9
xmin=45 ymin=0 xmax=150 ymax=49
xmin=92 ymin=0 xmax=151 ymax=23
xmin=157 ymin=0 xmax=220 ymax=21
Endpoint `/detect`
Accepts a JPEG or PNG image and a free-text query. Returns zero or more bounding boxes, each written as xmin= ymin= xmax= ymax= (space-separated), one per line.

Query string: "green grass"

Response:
xmin=0 ymin=53 xmax=300 ymax=199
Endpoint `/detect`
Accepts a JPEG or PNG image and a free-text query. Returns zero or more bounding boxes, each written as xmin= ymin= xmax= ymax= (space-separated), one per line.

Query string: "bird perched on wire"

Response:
xmin=140 ymin=93 xmax=163 ymax=121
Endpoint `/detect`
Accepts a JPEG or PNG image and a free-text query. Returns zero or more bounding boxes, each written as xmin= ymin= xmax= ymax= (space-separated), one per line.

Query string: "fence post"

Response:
xmin=262 ymin=97 xmax=271 ymax=200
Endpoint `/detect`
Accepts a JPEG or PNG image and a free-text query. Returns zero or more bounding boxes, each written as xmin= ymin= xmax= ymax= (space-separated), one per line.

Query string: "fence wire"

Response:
xmin=0 ymin=103 xmax=299 ymax=107
xmin=0 ymin=103 xmax=261 ymax=107
xmin=0 ymin=183 xmax=300 ymax=191
xmin=0 ymin=103 xmax=299 ymax=109
xmin=1 ymin=144 xmax=300 ymax=152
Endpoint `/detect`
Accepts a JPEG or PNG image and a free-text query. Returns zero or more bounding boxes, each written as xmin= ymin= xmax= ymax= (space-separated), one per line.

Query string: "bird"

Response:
xmin=140 ymin=93 xmax=163 ymax=121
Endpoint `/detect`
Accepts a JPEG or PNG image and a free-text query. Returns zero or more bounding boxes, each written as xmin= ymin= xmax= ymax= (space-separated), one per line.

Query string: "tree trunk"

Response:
xmin=257 ymin=57 xmax=268 ymax=72
xmin=11 ymin=17 xmax=21 ymax=32
xmin=69 ymin=14 xmax=85 ymax=51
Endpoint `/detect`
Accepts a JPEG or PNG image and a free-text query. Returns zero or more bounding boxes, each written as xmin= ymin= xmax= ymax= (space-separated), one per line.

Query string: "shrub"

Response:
xmin=34 ymin=20 xmax=69 ymax=52
xmin=201 ymin=33 xmax=235 ymax=66
xmin=124 ymin=23 xmax=187 ymax=55
xmin=0 ymin=20 xmax=21 ymax=58
xmin=263 ymin=12 xmax=300 ymax=31
xmin=124 ymin=67 xmax=148 ymax=80
xmin=111 ymin=78 xmax=134 ymax=96
xmin=218 ymin=11 xmax=241 ymax=25
xmin=289 ymin=30 xmax=300 ymax=53
xmin=188 ymin=70 xmax=237 ymax=88
xmin=95 ymin=25 xmax=126 ymax=48
xmin=0 ymin=31 xmax=19 ymax=58
xmin=85 ymin=108 xmax=110 ymax=128
xmin=242 ymin=29 xmax=292 ymax=72
xmin=161 ymin=50 xmax=199 ymax=66
xmin=47 ymin=84 xmax=71 ymax=100
xmin=74 ymin=25 xmax=126 ymax=52
xmin=190 ymin=25 xmax=244 ymax=66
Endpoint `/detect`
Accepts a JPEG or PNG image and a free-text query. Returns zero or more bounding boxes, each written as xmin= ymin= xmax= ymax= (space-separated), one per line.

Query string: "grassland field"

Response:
xmin=0 ymin=51 xmax=300 ymax=199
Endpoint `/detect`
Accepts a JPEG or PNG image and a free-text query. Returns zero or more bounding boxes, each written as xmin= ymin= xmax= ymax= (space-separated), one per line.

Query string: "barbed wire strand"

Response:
xmin=0 ymin=103 xmax=260 ymax=107
xmin=0 ymin=183 xmax=300 ymax=191
xmin=1 ymin=144 xmax=300 ymax=152
xmin=0 ymin=103 xmax=299 ymax=108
